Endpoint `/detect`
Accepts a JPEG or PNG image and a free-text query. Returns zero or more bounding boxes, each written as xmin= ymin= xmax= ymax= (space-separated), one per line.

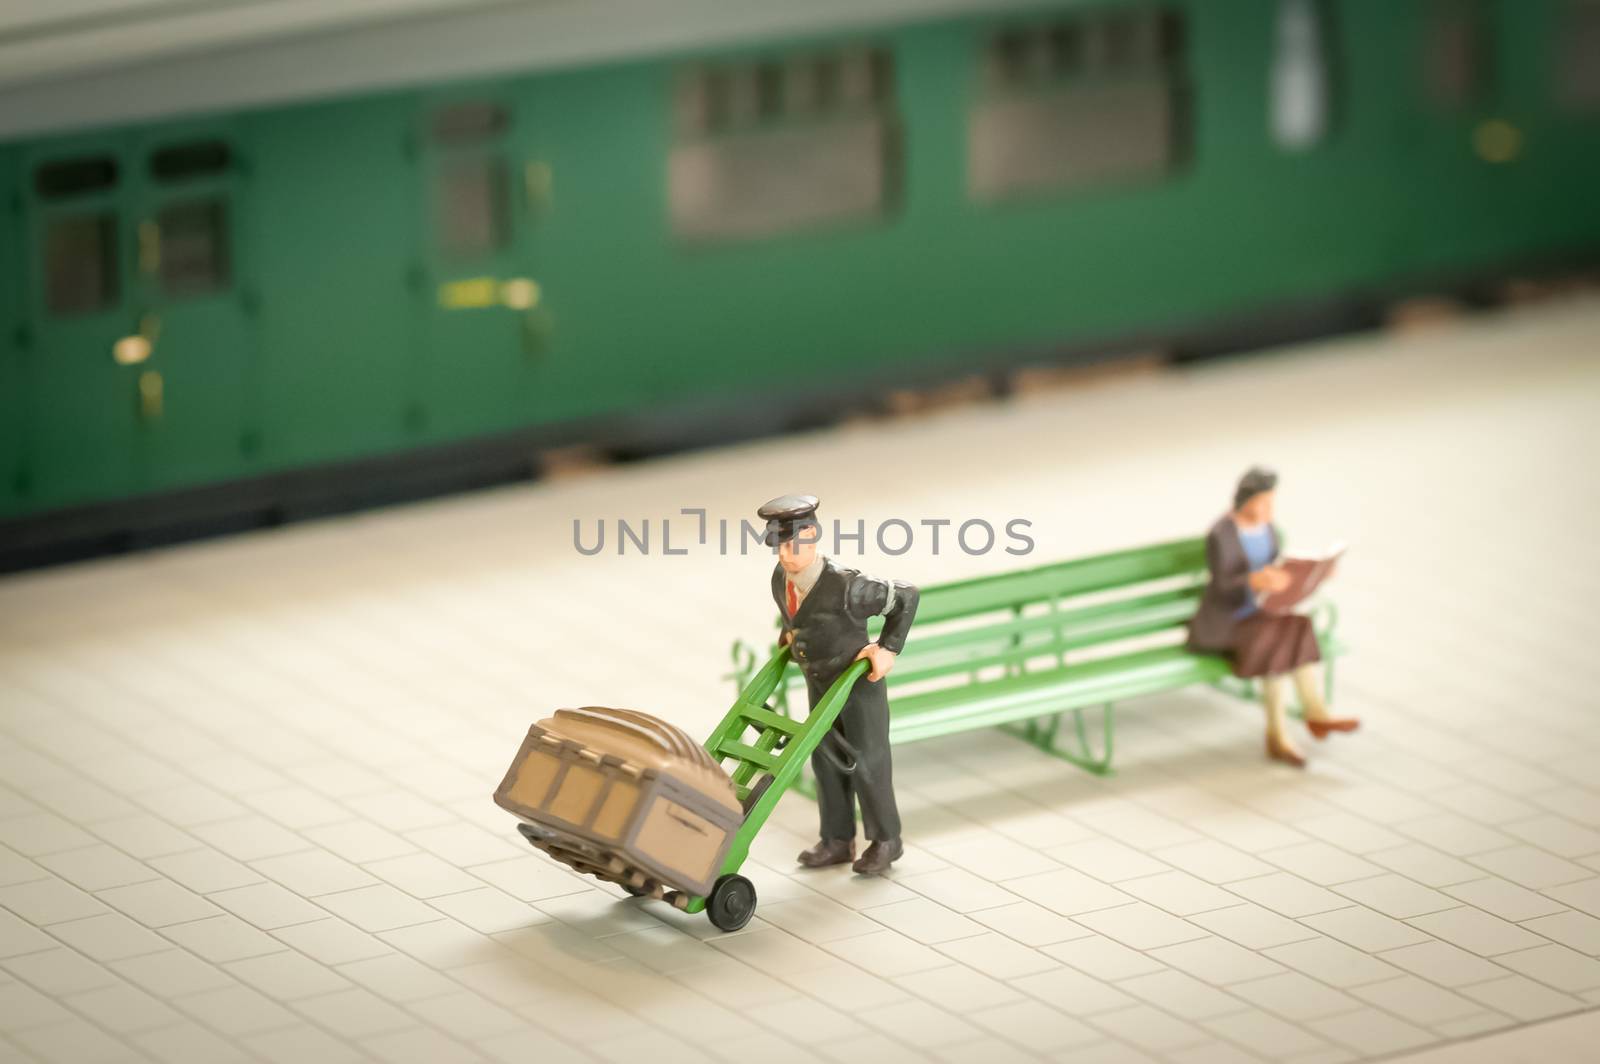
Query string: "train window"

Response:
xmin=668 ymin=47 xmax=899 ymax=241
xmin=431 ymin=102 xmax=509 ymax=145
xmin=44 ymin=213 xmax=119 ymax=315
xmin=157 ymin=199 xmax=231 ymax=297
xmin=1558 ymin=1 xmax=1600 ymax=111
xmin=1424 ymin=1 xmax=1489 ymax=108
xmin=436 ymin=157 xmax=510 ymax=258
xmin=35 ymin=156 xmax=118 ymax=200
xmin=970 ymin=8 xmax=1186 ymax=201
xmin=150 ymin=140 xmax=233 ymax=183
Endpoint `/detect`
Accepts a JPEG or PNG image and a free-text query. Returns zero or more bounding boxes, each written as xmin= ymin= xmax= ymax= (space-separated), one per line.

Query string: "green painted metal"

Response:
xmin=732 ymin=535 xmax=1345 ymax=775
xmin=1 ymin=1 xmax=1596 ymax=520
xmin=682 ymin=648 xmax=867 ymax=915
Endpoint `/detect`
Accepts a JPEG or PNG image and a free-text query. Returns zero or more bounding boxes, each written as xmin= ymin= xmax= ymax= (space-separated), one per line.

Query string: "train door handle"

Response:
xmin=113 ymin=312 xmax=161 ymax=365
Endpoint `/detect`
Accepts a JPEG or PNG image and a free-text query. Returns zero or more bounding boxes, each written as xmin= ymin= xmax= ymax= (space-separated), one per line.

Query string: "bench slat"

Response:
xmin=913 ymin=538 xmax=1207 ymax=624
xmin=888 ymin=647 xmax=1233 ymax=743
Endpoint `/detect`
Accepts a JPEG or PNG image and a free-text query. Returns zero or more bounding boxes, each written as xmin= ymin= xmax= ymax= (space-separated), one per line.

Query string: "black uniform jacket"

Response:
xmin=772 ymin=559 xmax=919 ymax=685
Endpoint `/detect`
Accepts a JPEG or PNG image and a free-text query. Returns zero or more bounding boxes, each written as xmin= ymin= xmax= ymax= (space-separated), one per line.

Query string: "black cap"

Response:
xmin=757 ymin=494 xmax=819 ymax=547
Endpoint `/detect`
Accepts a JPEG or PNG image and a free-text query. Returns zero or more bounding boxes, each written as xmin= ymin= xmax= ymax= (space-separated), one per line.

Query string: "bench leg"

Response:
xmin=1000 ymin=705 xmax=1116 ymax=776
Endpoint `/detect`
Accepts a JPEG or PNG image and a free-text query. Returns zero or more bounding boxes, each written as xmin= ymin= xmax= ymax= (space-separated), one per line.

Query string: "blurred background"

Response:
xmin=1 ymin=0 xmax=1597 ymax=570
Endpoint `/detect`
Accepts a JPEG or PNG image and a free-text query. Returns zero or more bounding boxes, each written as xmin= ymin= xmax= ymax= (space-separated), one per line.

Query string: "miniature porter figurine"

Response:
xmin=758 ymin=494 xmax=919 ymax=875
xmin=1187 ymin=467 xmax=1360 ymax=767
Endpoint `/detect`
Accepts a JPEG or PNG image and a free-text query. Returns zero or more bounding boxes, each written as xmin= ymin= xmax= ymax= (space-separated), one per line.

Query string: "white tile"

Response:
xmin=1263 ymin=936 xmax=1401 ymax=988
xmin=1495 ymin=942 xmax=1600 ymax=992
xmin=1 ymin=947 xmax=117 ymax=996
xmin=863 ymin=897 xmax=985 ymax=944
xmin=1469 ymin=847 xmax=1592 ymax=890
xmin=934 ymin=932 xmax=1058 ymax=979
xmin=1040 ymin=934 xmax=1164 ymax=981
xmin=1377 ymin=941 xmax=1509 ymax=988
xmin=1348 ymin=975 xmax=1479 ymax=1026
xmin=315 ymin=884 xmax=438 ymax=933
xmin=177 ymin=983 xmax=299 ymax=1036
xmin=896 ymin=867 xmax=1017 ymax=913
xmin=1307 ymin=1006 xmax=1433 ymax=1056
xmin=1229 ymin=971 xmax=1360 ymax=1021
xmin=148 ymin=849 xmax=262 ymax=894
xmin=0 ymin=877 xmax=107 ymax=924
xmin=1227 ymin=873 xmax=1347 ymax=918
xmin=64 ymin=981 xmax=182 ymax=1034
xmin=35 ymin=845 xmax=156 ymax=891
xmin=1151 ymin=840 xmax=1274 ymax=885
xmin=1300 ymin=906 xmax=1430 ymax=951
xmin=1407 ymin=906 xmax=1547 ymax=956
xmin=1458 ymin=974 xmax=1585 ymax=1021
xmin=893 ymin=964 xmax=1022 ymax=1012
xmin=426 ymin=887 xmax=545 ymax=934
xmin=1046 ymin=839 xmax=1170 ymax=883
xmin=294 ymin=986 xmax=415 ymax=1037
xmin=163 ymin=914 xmax=287 ymax=963
xmin=1119 ymin=968 xmax=1247 ymax=1021
xmin=968 ymin=998 xmax=1098 ymax=1051
xmin=1149 ymin=936 xmax=1286 ymax=985
xmin=1188 ymin=903 xmax=1318 ymax=950
xmin=208 ymin=882 xmax=326 ymax=930
xmin=251 ymin=851 xmax=378 ymax=897
xmin=48 ymin=913 xmax=167 ymax=961
xmin=1258 ymin=842 xmax=1381 ymax=886
xmin=1523 ymin=910 xmax=1600 ymax=955
xmin=97 ymin=878 xmax=223 ymax=928
xmin=224 ymin=949 xmax=354 ymax=1001
xmin=1001 ymin=867 xmax=1133 ymax=916
xmin=756 ymin=894 xmax=880 ymax=944
xmin=1442 ymin=877 xmax=1569 ymax=921
xmin=1118 ymin=871 xmax=1239 ymax=916
xmin=1332 ymin=875 xmax=1456 ymax=918
xmin=1072 ymin=902 xmax=1209 ymax=951
xmin=1009 ymin=964 xmax=1137 ymax=1016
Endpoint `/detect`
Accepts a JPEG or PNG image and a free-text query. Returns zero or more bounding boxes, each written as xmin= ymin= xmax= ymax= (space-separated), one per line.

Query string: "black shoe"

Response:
xmin=851 ymin=838 xmax=903 ymax=876
xmin=797 ymin=838 xmax=855 ymax=868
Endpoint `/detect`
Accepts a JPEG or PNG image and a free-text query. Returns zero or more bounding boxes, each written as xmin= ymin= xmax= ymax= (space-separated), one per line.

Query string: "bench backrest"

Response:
xmin=760 ymin=537 xmax=1210 ymax=705
xmin=883 ymin=537 xmax=1207 ymax=689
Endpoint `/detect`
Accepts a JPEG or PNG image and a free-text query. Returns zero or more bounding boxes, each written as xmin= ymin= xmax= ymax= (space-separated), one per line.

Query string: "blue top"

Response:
xmin=1234 ymin=523 xmax=1275 ymax=619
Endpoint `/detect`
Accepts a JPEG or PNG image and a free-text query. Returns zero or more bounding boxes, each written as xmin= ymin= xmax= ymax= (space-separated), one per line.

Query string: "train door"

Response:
xmin=414 ymin=92 xmax=553 ymax=440
xmin=128 ymin=124 xmax=256 ymax=492
xmin=1398 ymin=0 xmax=1527 ymax=271
xmin=20 ymin=135 xmax=141 ymax=509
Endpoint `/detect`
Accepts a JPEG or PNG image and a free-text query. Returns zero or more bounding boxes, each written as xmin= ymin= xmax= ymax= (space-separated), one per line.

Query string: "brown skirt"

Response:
xmin=1229 ymin=612 xmax=1321 ymax=679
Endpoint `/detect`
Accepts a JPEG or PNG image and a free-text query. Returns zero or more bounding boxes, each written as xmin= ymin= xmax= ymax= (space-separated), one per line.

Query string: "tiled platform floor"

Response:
xmin=2 ymin=297 xmax=1599 ymax=1063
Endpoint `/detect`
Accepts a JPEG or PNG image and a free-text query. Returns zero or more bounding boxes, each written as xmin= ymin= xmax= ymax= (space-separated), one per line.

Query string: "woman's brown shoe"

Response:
xmin=1267 ymin=734 xmax=1307 ymax=768
xmin=1306 ymin=718 xmax=1361 ymax=740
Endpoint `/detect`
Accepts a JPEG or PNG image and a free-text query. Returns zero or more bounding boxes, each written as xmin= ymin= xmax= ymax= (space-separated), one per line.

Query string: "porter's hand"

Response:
xmin=855 ymin=642 xmax=898 ymax=682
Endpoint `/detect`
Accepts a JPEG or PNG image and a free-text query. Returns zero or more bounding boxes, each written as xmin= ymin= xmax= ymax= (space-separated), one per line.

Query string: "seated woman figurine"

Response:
xmin=1188 ymin=467 xmax=1360 ymax=767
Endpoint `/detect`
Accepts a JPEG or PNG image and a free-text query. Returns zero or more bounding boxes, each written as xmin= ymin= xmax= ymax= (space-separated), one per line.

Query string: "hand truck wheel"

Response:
xmin=707 ymin=873 xmax=757 ymax=932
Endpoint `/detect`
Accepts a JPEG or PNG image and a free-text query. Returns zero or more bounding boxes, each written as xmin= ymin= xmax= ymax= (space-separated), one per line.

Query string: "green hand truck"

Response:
xmin=682 ymin=648 xmax=867 ymax=931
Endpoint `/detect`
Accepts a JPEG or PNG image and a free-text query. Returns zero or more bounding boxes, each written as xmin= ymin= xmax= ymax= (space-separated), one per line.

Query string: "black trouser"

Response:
xmin=804 ymin=667 xmax=901 ymax=843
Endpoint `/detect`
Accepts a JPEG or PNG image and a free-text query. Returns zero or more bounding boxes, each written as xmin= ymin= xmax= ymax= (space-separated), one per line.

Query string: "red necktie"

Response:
xmin=787 ymin=580 xmax=799 ymax=617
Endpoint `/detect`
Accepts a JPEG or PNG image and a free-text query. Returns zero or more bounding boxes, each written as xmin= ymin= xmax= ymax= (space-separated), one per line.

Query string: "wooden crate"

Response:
xmin=494 ymin=707 xmax=743 ymax=898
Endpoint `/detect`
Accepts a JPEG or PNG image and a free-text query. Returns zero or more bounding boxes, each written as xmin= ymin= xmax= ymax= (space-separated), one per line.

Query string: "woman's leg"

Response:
xmin=1292 ymin=664 xmax=1329 ymax=721
xmin=1294 ymin=662 xmax=1361 ymax=737
xmin=1262 ymin=675 xmax=1305 ymax=766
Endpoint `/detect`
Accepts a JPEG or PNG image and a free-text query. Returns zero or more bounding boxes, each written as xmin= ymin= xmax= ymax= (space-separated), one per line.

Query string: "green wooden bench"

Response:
xmin=730 ymin=536 xmax=1342 ymax=775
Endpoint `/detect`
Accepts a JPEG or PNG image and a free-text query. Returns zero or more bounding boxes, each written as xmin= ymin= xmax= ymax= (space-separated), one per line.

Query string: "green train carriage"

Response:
xmin=1 ymin=0 xmax=1597 ymax=562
